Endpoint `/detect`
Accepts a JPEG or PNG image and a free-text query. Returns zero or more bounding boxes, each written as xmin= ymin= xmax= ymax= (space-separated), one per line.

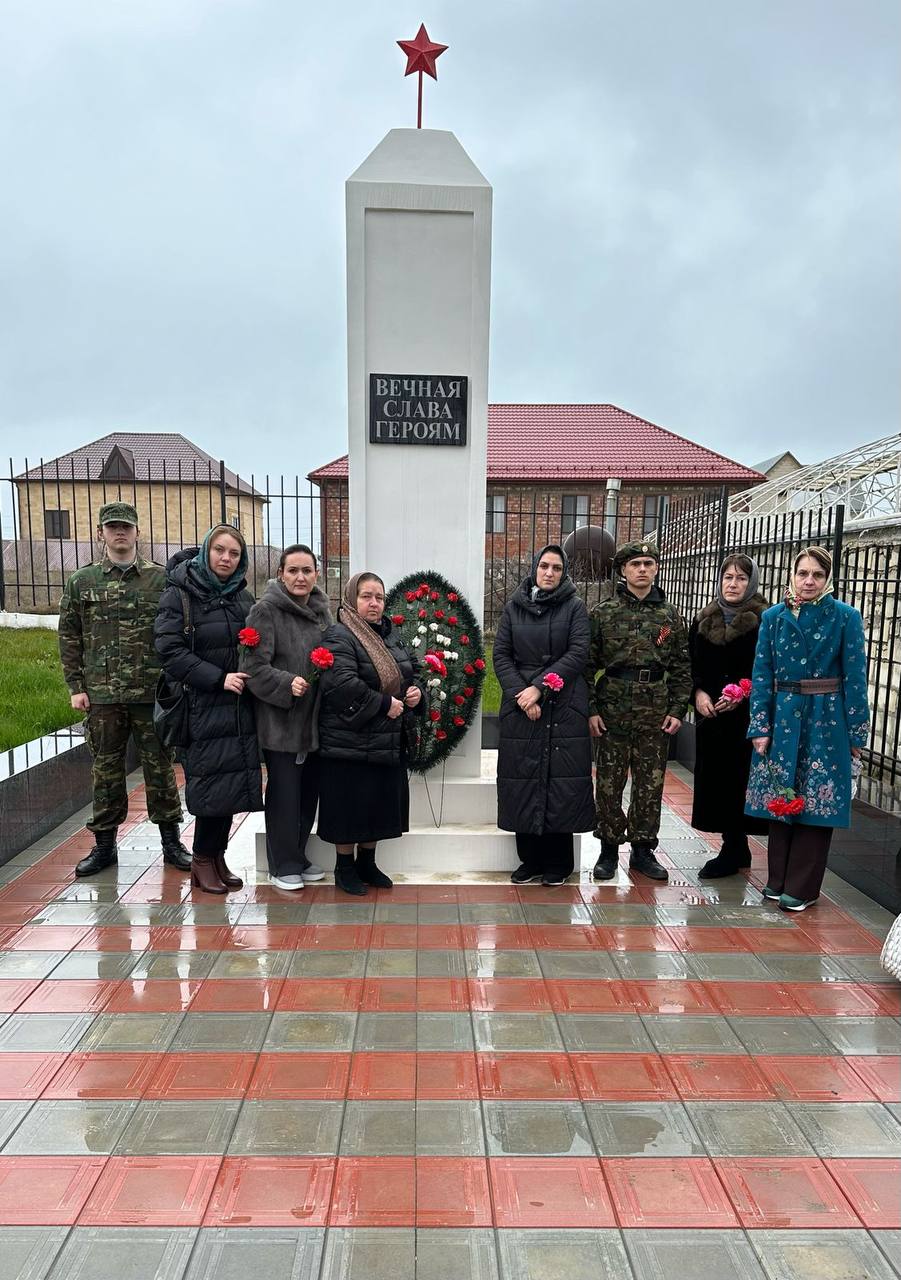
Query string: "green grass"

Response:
xmin=482 ymin=643 xmax=501 ymax=714
xmin=0 ymin=629 xmax=82 ymax=752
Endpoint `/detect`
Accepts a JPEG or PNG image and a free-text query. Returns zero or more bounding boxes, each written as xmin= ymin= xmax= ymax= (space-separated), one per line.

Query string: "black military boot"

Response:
xmin=592 ymin=841 xmax=620 ymax=881
xmin=75 ymin=828 xmax=119 ymax=877
xmin=628 ymin=842 xmax=669 ymax=881
xmin=699 ymin=833 xmax=752 ymax=879
xmin=158 ymin=822 xmax=192 ymax=872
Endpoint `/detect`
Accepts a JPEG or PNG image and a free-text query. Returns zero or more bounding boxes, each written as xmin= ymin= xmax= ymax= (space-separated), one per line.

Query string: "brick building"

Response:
xmin=309 ymin=403 xmax=762 ymax=618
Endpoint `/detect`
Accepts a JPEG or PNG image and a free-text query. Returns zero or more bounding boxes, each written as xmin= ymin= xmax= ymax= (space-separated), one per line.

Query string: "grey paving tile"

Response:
xmin=228 ymin=1100 xmax=343 ymax=1155
xmin=586 ymin=1101 xmax=705 ymax=1156
xmin=264 ymin=1011 xmax=357 ymax=1052
xmin=466 ymin=950 xmax=542 ymax=978
xmin=588 ymin=904 xmax=658 ymax=925
xmin=519 ymin=904 xmax=589 ymax=925
xmin=536 ymin=950 xmax=619 ymax=980
xmin=415 ymin=1101 xmax=485 ymax=1155
xmin=320 ymin=1228 xmax=414 ymax=1280
xmin=417 ymin=1013 xmax=475 ymax=1052
xmin=0 ymin=1226 xmax=70 ymax=1280
xmin=811 ymin=1016 xmax=901 ymax=1056
xmin=339 ymin=1101 xmax=416 ymax=1155
xmin=129 ymin=952 xmax=218 ymax=980
xmin=758 ymin=954 xmax=851 ymax=983
xmin=115 ymin=1100 xmax=241 ymax=1154
xmin=354 ymin=1012 xmax=417 ymax=1052
xmin=0 ymin=1101 xmax=33 ymax=1148
xmin=287 ymin=950 xmax=367 ymax=979
xmin=685 ymin=1101 xmax=815 ymax=1156
xmin=610 ymin=951 xmax=694 ymax=980
xmin=727 ymin=1016 xmax=838 ymax=1056
xmin=47 ymin=952 xmax=141 ymax=980
xmin=169 ymin=1013 xmax=272 ymax=1053
xmin=75 ymin=1013 xmax=183 ymax=1053
xmin=0 ymin=1012 xmax=98 ymax=1053
xmin=305 ymin=903 xmax=375 ymax=924
xmin=790 ymin=1102 xmax=901 ymax=1156
xmin=178 ymin=905 xmax=247 ymax=926
xmin=30 ymin=904 xmax=118 ymax=926
xmin=209 ymin=950 xmax=293 ymax=979
xmin=235 ymin=902 xmax=310 ymax=925
xmin=713 ymin=907 xmax=797 ymax=928
xmin=558 ymin=1013 xmax=655 ymax=1053
xmin=624 ymin=1229 xmax=765 ymax=1279
xmin=473 ymin=1013 xmax=564 ymax=1053
xmin=483 ymin=1101 xmax=593 ymax=1156
xmin=415 ymin=1229 xmax=499 ymax=1279
xmin=749 ymin=1229 xmax=898 ymax=1280
xmin=373 ymin=904 xmax=418 ymax=924
xmin=185 ymin=1228 xmax=324 ymax=1280
xmin=642 ymin=1014 xmax=746 ymax=1055
xmin=364 ymin=950 xmax=418 ymax=977
xmin=686 ymin=953 xmax=773 ymax=982
xmin=459 ymin=903 xmax=527 ymax=924
xmin=872 ymin=1231 xmax=901 ymax=1273
xmin=651 ymin=906 xmax=717 ymax=925
xmin=417 ymin=905 xmax=461 ymax=925
xmin=0 ymin=952 xmax=68 ymax=979
xmin=3 ymin=1099 xmax=137 ymax=1155
xmin=497 ymin=1229 xmax=633 ymax=1280
xmin=839 ymin=956 xmax=901 ymax=985
xmin=47 ymin=1227 xmax=198 ymax=1280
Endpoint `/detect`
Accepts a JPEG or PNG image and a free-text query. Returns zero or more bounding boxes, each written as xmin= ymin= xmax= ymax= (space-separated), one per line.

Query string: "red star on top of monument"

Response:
xmin=397 ymin=24 xmax=448 ymax=80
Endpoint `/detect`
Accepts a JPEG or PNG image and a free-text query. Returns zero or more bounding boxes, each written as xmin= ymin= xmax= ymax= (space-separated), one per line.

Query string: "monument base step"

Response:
xmin=254 ymin=822 xmax=518 ymax=876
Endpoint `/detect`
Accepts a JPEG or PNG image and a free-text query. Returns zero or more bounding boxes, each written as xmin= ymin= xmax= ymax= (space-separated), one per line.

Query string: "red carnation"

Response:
xmin=453 ymin=694 xmax=465 ymax=706
xmin=435 ymin=729 xmax=447 ymax=741
xmin=453 ymin=715 xmax=465 ymax=726
xmin=429 ymin=591 xmax=439 ymax=601
xmin=418 ymin=609 xmax=428 ymax=620
xmin=447 ymin=615 xmax=458 ymax=626
xmin=419 ymin=582 xmax=430 ymax=593
xmin=459 ymin=635 xmax=470 ymax=646
xmin=434 ymin=610 xmax=445 ymax=620
xmin=429 ymin=709 xmax=441 ymax=722
xmin=474 ymin=658 xmax=485 ymax=671
xmin=238 ymin=627 xmax=260 ymax=648
xmin=464 ymin=663 xmax=475 ymax=675
xmin=446 ymin=592 xmax=459 ymax=602
xmin=463 ymin=686 xmax=474 ymax=697
xmin=309 ymin=646 xmax=334 ymax=670
xmin=405 ymin=591 xmax=417 ymax=602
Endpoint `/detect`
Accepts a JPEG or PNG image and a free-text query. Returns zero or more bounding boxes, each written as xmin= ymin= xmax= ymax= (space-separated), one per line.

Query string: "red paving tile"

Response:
xmin=347 ymin=1053 xmax=417 ymax=1100
xmin=0 ymin=905 xmax=43 ymax=927
xmin=489 ymin=1157 xmax=615 ymax=1228
xmin=845 ymin=1056 xmax=901 ymax=1102
xmin=416 ymin=1157 xmax=492 ymax=1227
xmin=17 ymin=980 xmax=118 ymax=1014
xmin=7 ymin=926 xmax=91 ymax=950
xmin=824 ymin=1158 xmax=901 ymax=1228
xmin=0 ymin=978 xmax=41 ymax=1011
xmin=477 ymin=1053 xmax=580 ymax=1100
xmin=626 ymin=980 xmax=721 ymax=1015
xmin=544 ymin=979 xmax=633 ymax=1013
xmin=528 ymin=925 xmax=606 ymax=950
xmin=571 ymin=1053 xmax=678 ymax=1101
xmin=794 ymin=924 xmax=883 ymax=954
xmin=205 ymin=1157 xmax=335 ymax=1227
xmin=296 ymin=925 xmax=373 ymax=950
xmin=144 ymin=1054 xmax=256 ymax=1101
xmin=416 ymin=978 xmax=470 ymax=1011
xmin=0 ymin=1156 xmax=107 ymax=1225
xmin=756 ymin=1055 xmax=879 ymax=1102
xmin=665 ymin=1055 xmax=777 ymax=1101
xmin=459 ymin=885 xmax=520 ymax=902
xmin=191 ymin=979 xmax=283 ymax=1012
xmin=665 ymin=927 xmax=750 ymax=953
xmin=79 ymin=1156 xmax=223 ymax=1226
xmin=275 ymin=978 xmax=361 ymax=1012
xmin=0 ymin=1053 xmax=70 ymax=1099
xmin=368 ymin=925 xmax=417 ymax=950
xmin=602 ymin=926 xmax=679 ymax=952
xmin=104 ymin=980 xmax=202 ymax=1014
xmin=417 ymin=1053 xmax=480 ymax=1099
xmin=329 ymin=1157 xmax=414 ymax=1226
xmin=738 ymin=928 xmax=824 ymax=954
xmin=461 ymin=925 xmax=534 ymax=950
xmin=470 ymin=979 xmax=552 ymax=1012
xmin=43 ymin=1053 xmax=165 ymax=1100
xmin=716 ymin=1157 xmax=862 ymax=1228
xmin=604 ymin=1157 xmax=739 ymax=1228
xmin=358 ymin=979 xmax=416 ymax=1012
xmin=247 ymin=1054 xmax=351 ymax=1101
xmin=788 ymin=982 xmax=894 ymax=1016
xmin=73 ymin=928 xmax=153 ymax=952
xmin=710 ymin=982 xmax=802 ymax=1016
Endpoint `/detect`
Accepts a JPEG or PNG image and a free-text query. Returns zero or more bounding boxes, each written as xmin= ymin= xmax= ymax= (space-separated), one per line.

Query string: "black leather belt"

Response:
xmin=776 ymin=678 xmax=841 ymax=694
xmin=605 ymin=665 xmax=665 ymax=684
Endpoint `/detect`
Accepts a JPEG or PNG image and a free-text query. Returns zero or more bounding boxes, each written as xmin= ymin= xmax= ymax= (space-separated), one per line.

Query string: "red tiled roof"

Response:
xmin=308 ymin=404 xmax=763 ymax=485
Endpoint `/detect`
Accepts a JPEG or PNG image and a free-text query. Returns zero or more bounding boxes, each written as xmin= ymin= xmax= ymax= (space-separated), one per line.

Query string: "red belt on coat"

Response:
xmin=775 ymin=678 xmax=841 ymax=694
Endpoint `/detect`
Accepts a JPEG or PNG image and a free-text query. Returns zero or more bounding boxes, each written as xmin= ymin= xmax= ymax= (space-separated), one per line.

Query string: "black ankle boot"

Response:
xmin=356 ymin=845 xmax=393 ymax=889
xmin=335 ymin=853 xmax=368 ymax=896
xmin=592 ymin=841 xmax=620 ymax=881
xmin=158 ymin=822 xmax=191 ymax=871
xmin=628 ymin=843 xmax=669 ymax=881
xmin=76 ymin=828 xmax=119 ymax=877
xmin=700 ymin=834 xmax=752 ymax=879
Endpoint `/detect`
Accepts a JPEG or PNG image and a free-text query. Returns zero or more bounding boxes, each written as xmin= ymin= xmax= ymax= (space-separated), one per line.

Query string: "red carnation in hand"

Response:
xmin=435 ymin=729 xmax=447 ymax=740
xmin=434 ymin=610 xmax=445 ymax=620
xmin=453 ymin=694 xmax=465 ymax=706
xmin=464 ymin=663 xmax=475 ymax=675
xmin=739 ymin=678 xmax=753 ymax=697
xmin=767 ymin=797 xmax=789 ymax=817
xmin=391 ymin=614 xmax=405 ymax=625
xmin=463 ymin=686 xmax=474 ymax=697
xmin=309 ymin=646 xmax=334 ymax=670
xmin=446 ymin=592 xmax=459 ymax=602
xmin=238 ymin=627 xmax=260 ymax=648
xmin=452 ymin=715 xmax=465 ymax=726
xmin=429 ymin=709 xmax=441 ymax=722
xmin=473 ymin=658 xmax=485 ymax=671
xmin=459 ymin=635 xmax=470 ymax=646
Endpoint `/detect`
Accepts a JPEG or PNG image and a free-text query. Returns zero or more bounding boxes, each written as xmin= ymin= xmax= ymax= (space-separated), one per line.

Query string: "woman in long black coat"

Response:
xmin=154 ymin=524 xmax=263 ymax=894
xmin=317 ymin=571 xmax=426 ymax=896
xmin=494 ymin=544 xmax=595 ymax=886
xmin=689 ymin=553 xmax=767 ymax=877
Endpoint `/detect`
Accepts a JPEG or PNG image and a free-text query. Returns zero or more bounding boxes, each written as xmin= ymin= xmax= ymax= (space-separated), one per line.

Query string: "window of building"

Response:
xmin=229 ymin=514 xmax=241 ymax=531
xmin=45 ymin=509 xmax=71 ymax=539
xmin=561 ymin=494 xmax=589 ymax=536
xmin=642 ymin=494 xmax=670 ymax=534
xmin=486 ymin=494 xmax=506 ymax=534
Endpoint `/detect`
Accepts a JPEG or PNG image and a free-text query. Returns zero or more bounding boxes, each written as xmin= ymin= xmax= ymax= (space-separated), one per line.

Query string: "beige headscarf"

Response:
xmin=785 ymin=546 xmax=834 ymax=614
xmin=338 ymin=572 xmax=402 ymax=696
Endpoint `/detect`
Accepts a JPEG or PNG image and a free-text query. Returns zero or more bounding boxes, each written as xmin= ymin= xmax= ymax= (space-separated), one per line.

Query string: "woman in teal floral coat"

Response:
xmin=745 ymin=546 xmax=869 ymax=911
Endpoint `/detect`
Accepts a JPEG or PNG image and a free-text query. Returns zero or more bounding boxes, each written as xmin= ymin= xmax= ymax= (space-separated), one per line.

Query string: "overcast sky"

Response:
xmin=1 ymin=0 xmax=898 ymax=482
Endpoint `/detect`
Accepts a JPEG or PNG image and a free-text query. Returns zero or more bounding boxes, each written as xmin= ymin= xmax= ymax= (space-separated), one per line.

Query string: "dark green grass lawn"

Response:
xmin=0 ymin=629 xmax=81 ymax=752
xmin=482 ymin=643 xmax=501 ymax=714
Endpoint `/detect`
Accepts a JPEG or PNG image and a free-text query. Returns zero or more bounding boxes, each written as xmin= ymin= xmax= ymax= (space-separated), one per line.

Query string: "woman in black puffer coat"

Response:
xmin=317 ymin=571 xmax=426 ymax=896
xmin=494 ymin=543 xmax=595 ymax=885
xmin=154 ymin=525 xmax=263 ymax=894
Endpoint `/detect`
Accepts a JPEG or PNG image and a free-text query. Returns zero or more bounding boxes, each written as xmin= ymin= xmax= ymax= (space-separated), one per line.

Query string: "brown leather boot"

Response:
xmin=190 ymin=853 xmax=228 ymax=895
xmin=213 ymin=851 xmax=243 ymax=890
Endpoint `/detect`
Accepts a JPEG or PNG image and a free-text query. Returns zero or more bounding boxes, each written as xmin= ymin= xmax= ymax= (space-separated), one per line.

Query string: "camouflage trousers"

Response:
xmin=84 ymin=704 xmax=182 ymax=833
xmin=593 ymin=724 xmax=670 ymax=849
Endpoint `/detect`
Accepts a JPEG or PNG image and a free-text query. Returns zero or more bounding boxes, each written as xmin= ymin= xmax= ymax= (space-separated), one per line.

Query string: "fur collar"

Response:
xmin=697 ymin=594 xmax=767 ymax=644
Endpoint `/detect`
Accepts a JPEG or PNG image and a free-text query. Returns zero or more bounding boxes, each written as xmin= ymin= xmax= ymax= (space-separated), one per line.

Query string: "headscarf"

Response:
xmin=189 ymin=524 xmax=249 ymax=597
xmin=529 ymin=543 xmax=570 ymax=603
xmin=715 ymin=554 xmax=760 ymax=626
xmin=338 ymin=571 xmax=402 ymax=696
xmin=785 ymin=546 xmax=834 ymax=614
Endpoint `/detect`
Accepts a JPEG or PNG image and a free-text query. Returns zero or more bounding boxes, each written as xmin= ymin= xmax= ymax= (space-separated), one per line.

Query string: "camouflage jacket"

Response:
xmin=585 ymin=582 xmax=692 ymax=727
xmin=58 ymin=555 xmax=167 ymax=704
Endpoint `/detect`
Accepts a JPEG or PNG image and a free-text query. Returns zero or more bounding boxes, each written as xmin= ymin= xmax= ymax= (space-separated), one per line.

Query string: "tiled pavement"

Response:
xmin=0 ymin=766 xmax=898 ymax=1279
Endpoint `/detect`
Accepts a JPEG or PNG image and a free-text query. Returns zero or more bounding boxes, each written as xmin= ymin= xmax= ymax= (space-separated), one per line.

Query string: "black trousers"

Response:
xmin=516 ymin=832 xmax=575 ymax=880
xmin=192 ymin=815 xmax=233 ymax=856
xmin=263 ymin=749 xmax=320 ymax=877
xmin=766 ymin=822 xmax=833 ymax=901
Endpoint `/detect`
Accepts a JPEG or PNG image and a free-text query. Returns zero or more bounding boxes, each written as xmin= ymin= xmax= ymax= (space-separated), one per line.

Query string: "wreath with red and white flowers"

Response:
xmin=386 ymin=569 xmax=486 ymax=773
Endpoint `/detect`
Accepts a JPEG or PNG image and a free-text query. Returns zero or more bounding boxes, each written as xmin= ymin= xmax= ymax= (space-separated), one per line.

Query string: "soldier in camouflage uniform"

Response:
xmin=585 ymin=540 xmax=692 ymax=881
xmin=58 ymin=501 xmax=190 ymax=877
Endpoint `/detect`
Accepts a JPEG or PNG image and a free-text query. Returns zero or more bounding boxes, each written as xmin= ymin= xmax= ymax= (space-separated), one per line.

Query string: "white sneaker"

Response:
xmin=269 ymin=874 xmax=305 ymax=891
xmin=301 ymin=864 xmax=326 ymax=882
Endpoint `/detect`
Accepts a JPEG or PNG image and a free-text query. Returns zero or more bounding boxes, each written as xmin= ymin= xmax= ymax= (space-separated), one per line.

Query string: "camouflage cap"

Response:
xmin=613 ymin=539 xmax=660 ymax=573
xmin=98 ymin=501 xmax=139 ymax=527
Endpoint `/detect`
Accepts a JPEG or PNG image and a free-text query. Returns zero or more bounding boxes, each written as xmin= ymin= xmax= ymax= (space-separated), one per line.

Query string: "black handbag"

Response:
xmin=152 ymin=588 xmax=192 ymax=749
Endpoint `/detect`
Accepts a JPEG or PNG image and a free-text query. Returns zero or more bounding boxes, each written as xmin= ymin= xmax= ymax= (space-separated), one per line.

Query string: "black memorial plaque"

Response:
xmin=369 ymin=374 xmax=468 ymax=447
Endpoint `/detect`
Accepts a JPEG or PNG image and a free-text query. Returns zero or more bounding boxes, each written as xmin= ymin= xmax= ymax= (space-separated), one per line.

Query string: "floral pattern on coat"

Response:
xmin=744 ymin=596 xmax=869 ymax=829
